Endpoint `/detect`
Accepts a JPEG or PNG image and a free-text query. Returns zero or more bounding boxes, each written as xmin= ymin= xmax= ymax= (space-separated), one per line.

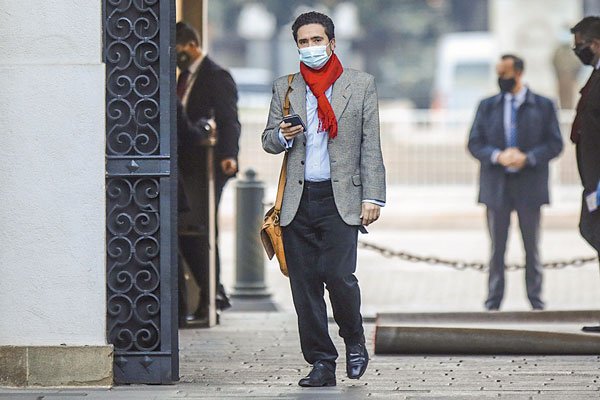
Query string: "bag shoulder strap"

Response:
xmin=275 ymin=74 xmax=295 ymax=213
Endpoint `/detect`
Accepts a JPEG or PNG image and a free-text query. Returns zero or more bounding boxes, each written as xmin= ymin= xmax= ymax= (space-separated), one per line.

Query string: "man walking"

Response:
xmin=569 ymin=17 xmax=600 ymax=332
xmin=468 ymin=54 xmax=563 ymax=311
xmin=262 ymin=11 xmax=385 ymax=387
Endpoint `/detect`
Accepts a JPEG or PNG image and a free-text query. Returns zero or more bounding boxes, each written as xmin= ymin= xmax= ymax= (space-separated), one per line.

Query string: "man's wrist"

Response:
xmin=277 ymin=128 xmax=293 ymax=149
xmin=491 ymin=149 xmax=501 ymax=164
xmin=362 ymin=199 xmax=385 ymax=207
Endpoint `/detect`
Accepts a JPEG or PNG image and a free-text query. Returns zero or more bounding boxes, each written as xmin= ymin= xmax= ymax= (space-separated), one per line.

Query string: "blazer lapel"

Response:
xmin=288 ymin=73 xmax=307 ymax=125
xmin=331 ymin=71 xmax=351 ymax=121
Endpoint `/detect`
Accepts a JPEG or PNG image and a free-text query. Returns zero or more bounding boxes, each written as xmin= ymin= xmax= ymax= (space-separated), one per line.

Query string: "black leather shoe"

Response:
xmin=346 ymin=342 xmax=368 ymax=379
xmin=582 ymin=325 xmax=600 ymax=333
xmin=216 ymin=294 xmax=232 ymax=311
xmin=216 ymin=285 xmax=232 ymax=311
xmin=298 ymin=361 xmax=336 ymax=387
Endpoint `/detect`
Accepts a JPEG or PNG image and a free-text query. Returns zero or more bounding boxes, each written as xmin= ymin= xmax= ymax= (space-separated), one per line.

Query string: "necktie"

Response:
xmin=177 ymin=70 xmax=191 ymax=101
xmin=509 ymin=97 xmax=518 ymax=148
xmin=571 ymin=69 xmax=599 ymax=143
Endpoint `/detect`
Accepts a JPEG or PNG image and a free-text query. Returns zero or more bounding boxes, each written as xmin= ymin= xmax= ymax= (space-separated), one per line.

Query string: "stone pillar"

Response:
xmin=0 ymin=0 xmax=111 ymax=386
xmin=490 ymin=0 xmax=583 ymax=99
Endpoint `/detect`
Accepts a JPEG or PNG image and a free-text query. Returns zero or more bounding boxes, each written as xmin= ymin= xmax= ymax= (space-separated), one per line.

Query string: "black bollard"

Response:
xmin=231 ymin=169 xmax=276 ymax=311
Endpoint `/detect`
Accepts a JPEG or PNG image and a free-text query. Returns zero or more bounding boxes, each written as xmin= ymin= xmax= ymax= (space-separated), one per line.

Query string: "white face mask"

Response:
xmin=298 ymin=43 xmax=332 ymax=69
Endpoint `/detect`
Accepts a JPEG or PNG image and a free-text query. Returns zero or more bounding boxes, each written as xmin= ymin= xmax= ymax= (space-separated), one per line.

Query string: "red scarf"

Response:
xmin=300 ymin=54 xmax=344 ymax=139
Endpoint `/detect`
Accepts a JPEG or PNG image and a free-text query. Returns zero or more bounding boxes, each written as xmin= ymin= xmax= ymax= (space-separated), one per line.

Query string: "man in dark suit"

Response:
xmin=570 ymin=17 xmax=600 ymax=332
xmin=468 ymin=54 xmax=563 ymax=311
xmin=176 ymin=21 xmax=241 ymax=323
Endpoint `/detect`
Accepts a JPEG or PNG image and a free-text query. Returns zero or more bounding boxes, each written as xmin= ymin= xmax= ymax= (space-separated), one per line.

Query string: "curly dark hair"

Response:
xmin=291 ymin=11 xmax=335 ymax=43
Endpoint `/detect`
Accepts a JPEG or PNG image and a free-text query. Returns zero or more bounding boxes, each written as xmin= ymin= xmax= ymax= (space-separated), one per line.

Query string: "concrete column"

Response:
xmin=490 ymin=0 xmax=583 ymax=99
xmin=0 ymin=0 xmax=111 ymax=386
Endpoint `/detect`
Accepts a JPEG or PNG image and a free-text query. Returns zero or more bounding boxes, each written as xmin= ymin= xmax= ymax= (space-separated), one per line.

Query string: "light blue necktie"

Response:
xmin=509 ymin=97 xmax=518 ymax=148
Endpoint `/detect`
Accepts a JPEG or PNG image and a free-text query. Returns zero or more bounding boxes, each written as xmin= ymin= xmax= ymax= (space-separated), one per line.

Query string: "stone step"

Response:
xmin=375 ymin=310 xmax=600 ymax=355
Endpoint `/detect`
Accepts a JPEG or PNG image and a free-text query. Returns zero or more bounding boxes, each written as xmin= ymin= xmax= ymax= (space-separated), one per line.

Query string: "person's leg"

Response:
xmin=179 ymin=161 xmax=210 ymax=319
xmin=314 ymin=193 xmax=362 ymax=346
xmin=214 ymin=173 xmax=231 ymax=310
xmin=516 ymin=206 xmax=544 ymax=309
xmin=582 ymin=256 xmax=600 ymax=333
xmin=485 ymin=205 xmax=511 ymax=310
xmin=311 ymin=182 xmax=367 ymax=380
xmin=283 ymin=185 xmax=337 ymax=370
xmin=178 ymin=233 xmax=209 ymax=316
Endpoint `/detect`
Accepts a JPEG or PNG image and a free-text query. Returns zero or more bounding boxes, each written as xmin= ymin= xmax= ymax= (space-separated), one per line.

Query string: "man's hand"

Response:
xmin=360 ymin=203 xmax=381 ymax=226
xmin=498 ymin=147 xmax=527 ymax=170
xmin=220 ymin=158 xmax=238 ymax=176
xmin=279 ymin=120 xmax=304 ymax=140
xmin=507 ymin=150 xmax=527 ymax=170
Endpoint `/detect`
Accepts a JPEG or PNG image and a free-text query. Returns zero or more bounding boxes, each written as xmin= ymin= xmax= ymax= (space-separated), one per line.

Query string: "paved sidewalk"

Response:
xmin=2 ymin=184 xmax=599 ymax=398
xmin=2 ymin=312 xmax=600 ymax=399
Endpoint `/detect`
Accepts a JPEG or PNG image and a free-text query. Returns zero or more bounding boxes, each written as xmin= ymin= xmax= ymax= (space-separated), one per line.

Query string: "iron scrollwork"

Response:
xmin=105 ymin=0 xmax=161 ymax=156
xmin=107 ymin=178 xmax=161 ymax=352
xmin=104 ymin=0 xmax=177 ymax=383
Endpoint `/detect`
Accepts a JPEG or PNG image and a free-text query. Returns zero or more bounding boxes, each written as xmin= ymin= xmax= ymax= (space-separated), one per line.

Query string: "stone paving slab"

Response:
xmin=3 ymin=312 xmax=600 ymax=398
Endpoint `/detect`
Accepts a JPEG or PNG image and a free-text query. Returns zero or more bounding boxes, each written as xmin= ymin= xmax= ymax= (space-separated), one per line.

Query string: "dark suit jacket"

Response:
xmin=180 ymin=56 xmax=240 ymax=178
xmin=468 ymin=89 xmax=563 ymax=210
xmin=178 ymin=56 xmax=240 ymax=232
xmin=575 ymin=69 xmax=600 ymax=251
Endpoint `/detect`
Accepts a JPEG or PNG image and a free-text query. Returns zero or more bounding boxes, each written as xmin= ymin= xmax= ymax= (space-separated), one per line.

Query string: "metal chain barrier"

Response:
xmin=358 ymin=241 xmax=598 ymax=272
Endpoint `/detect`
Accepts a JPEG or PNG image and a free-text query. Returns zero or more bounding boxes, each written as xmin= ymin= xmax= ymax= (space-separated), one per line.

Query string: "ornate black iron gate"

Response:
xmin=103 ymin=0 xmax=178 ymax=384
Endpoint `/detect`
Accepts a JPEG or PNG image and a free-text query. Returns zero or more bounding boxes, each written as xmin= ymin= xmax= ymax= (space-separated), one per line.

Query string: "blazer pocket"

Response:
xmin=352 ymin=174 xmax=362 ymax=186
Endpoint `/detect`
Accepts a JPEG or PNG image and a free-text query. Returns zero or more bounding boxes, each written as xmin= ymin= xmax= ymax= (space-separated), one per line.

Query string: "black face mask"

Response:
xmin=498 ymin=77 xmax=516 ymax=93
xmin=574 ymin=45 xmax=595 ymax=66
xmin=177 ymin=51 xmax=192 ymax=71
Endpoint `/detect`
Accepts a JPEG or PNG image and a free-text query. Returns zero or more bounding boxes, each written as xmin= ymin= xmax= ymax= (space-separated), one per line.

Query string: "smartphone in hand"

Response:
xmin=282 ymin=114 xmax=306 ymax=130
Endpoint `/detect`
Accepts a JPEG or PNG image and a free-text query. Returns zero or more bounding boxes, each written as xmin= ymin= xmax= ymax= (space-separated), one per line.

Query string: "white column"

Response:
xmin=0 ymin=1 xmax=107 ymax=348
xmin=490 ymin=0 xmax=582 ymax=98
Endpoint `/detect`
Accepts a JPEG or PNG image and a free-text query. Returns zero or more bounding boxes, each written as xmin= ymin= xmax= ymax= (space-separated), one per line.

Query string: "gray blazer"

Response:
xmin=262 ymin=69 xmax=386 ymax=226
xmin=467 ymin=89 xmax=563 ymax=210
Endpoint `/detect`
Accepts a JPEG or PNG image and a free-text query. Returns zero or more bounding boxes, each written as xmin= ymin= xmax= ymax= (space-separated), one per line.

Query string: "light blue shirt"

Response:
xmin=279 ymin=85 xmax=332 ymax=180
xmin=278 ymin=85 xmax=384 ymax=207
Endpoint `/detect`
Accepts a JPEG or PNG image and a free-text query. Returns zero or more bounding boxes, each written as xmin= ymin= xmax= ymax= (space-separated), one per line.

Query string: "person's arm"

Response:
xmin=524 ymin=99 xmax=563 ymax=167
xmin=177 ymin=101 xmax=211 ymax=149
xmin=212 ymin=69 xmax=241 ymax=161
xmin=262 ymin=80 xmax=288 ymax=154
xmin=467 ymin=101 xmax=501 ymax=166
xmin=360 ymin=75 xmax=386 ymax=207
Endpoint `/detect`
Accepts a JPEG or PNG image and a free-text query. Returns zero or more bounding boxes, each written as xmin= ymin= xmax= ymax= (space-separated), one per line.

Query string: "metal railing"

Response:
xmin=238 ymin=108 xmax=579 ymax=187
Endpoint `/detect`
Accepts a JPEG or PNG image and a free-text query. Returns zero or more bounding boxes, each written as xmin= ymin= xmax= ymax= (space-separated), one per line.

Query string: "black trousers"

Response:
xmin=282 ymin=180 xmax=364 ymax=370
xmin=485 ymin=174 xmax=543 ymax=310
xmin=179 ymin=167 xmax=230 ymax=316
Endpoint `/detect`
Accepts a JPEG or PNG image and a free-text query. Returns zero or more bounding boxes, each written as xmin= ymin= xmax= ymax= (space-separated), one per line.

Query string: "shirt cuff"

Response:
xmin=362 ymin=199 xmax=385 ymax=207
xmin=491 ymin=149 xmax=501 ymax=164
xmin=277 ymin=129 xmax=294 ymax=149
xmin=526 ymin=151 xmax=537 ymax=167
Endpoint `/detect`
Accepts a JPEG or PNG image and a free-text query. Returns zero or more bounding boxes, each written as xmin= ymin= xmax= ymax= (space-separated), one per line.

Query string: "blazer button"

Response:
xmin=298 ymin=180 xmax=303 ymax=185
xmin=303 ymin=142 xmax=306 ymax=146
xmin=300 ymin=161 xmax=305 ymax=165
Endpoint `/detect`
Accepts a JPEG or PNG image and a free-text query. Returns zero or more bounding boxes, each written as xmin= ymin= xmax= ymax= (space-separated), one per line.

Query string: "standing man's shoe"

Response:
xmin=582 ymin=325 xmax=600 ymax=333
xmin=298 ymin=361 xmax=336 ymax=387
xmin=346 ymin=342 xmax=368 ymax=379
